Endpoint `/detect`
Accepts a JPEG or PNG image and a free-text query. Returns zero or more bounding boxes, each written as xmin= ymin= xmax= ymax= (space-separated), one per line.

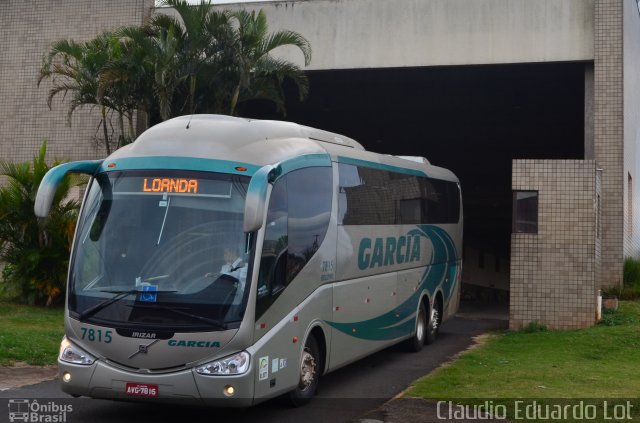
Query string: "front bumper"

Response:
xmin=58 ymin=360 xmax=255 ymax=407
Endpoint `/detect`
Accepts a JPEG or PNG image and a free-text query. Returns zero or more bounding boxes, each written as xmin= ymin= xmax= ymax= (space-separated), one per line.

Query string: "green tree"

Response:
xmin=148 ymin=1 xmax=311 ymax=117
xmin=105 ymin=25 xmax=178 ymax=127
xmin=99 ymin=29 xmax=156 ymax=145
xmin=0 ymin=143 xmax=82 ymax=306
xmin=39 ymin=36 xmax=114 ymax=155
xmin=150 ymin=0 xmax=232 ymax=117
xmin=39 ymin=33 xmax=142 ymax=155
xmin=226 ymin=9 xmax=311 ymax=116
xmin=40 ymin=1 xmax=312 ymax=136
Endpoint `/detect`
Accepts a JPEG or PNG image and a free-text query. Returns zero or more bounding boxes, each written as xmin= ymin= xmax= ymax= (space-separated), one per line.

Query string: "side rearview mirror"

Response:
xmin=34 ymin=160 xmax=103 ymax=218
xmin=243 ymin=165 xmax=279 ymax=233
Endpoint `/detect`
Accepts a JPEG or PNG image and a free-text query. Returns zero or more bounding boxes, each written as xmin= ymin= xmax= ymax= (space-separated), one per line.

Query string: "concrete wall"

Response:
xmin=209 ymin=0 xmax=595 ymax=70
xmin=0 ymin=0 xmax=597 ymax=163
xmin=0 ymin=0 xmax=152 ymax=166
xmin=595 ymin=0 xmax=624 ymax=287
xmin=510 ymin=160 xmax=599 ymax=330
xmin=623 ymin=0 xmax=640 ymax=259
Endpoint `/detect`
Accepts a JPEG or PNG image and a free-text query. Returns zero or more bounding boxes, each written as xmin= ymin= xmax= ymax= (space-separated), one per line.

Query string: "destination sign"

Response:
xmin=107 ymin=171 xmax=237 ymax=198
xmin=142 ymin=178 xmax=198 ymax=194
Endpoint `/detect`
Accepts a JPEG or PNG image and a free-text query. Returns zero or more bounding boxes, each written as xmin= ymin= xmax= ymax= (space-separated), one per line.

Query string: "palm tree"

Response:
xmin=0 ymin=142 xmax=82 ymax=306
xmin=151 ymin=0 xmax=232 ymax=116
xmin=39 ymin=35 xmax=121 ymax=155
xmin=226 ymin=9 xmax=311 ymax=116
xmin=40 ymin=1 xmax=313 ymax=135
xmin=151 ymin=1 xmax=311 ymax=117
xmin=98 ymin=28 xmax=152 ymax=143
xmin=105 ymin=25 xmax=180 ymax=128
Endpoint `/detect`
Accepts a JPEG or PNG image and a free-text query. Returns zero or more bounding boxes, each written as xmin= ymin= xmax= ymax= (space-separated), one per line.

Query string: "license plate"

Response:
xmin=125 ymin=383 xmax=159 ymax=397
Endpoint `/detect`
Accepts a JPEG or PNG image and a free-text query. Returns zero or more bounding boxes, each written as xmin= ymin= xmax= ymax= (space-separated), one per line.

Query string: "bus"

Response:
xmin=35 ymin=114 xmax=462 ymax=406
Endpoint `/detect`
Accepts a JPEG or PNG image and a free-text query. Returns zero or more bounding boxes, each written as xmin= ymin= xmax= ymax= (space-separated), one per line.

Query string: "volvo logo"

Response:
xmin=129 ymin=339 xmax=160 ymax=359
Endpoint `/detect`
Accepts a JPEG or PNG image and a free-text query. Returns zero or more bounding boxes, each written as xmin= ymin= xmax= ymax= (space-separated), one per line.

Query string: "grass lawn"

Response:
xmin=0 ymin=302 xmax=64 ymax=366
xmin=408 ymin=301 xmax=640 ymax=421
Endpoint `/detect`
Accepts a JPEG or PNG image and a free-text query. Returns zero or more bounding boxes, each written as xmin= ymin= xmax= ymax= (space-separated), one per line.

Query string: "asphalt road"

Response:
xmin=0 ymin=315 xmax=506 ymax=423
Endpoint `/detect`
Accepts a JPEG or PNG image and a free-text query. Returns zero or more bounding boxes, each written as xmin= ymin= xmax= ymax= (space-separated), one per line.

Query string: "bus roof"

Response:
xmin=108 ymin=115 xmax=457 ymax=182
xmin=110 ymin=115 xmax=359 ymax=164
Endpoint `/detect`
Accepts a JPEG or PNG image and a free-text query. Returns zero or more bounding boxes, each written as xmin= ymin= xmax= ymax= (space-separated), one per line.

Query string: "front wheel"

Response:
xmin=287 ymin=335 xmax=320 ymax=407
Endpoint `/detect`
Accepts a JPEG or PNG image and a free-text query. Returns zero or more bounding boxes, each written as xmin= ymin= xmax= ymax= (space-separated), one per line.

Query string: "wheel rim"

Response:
xmin=430 ymin=306 xmax=440 ymax=334
xmin=416 ymin=307 xmax=425 ymax=341
xmin=298 ymin=348 xmax=316 ymax=391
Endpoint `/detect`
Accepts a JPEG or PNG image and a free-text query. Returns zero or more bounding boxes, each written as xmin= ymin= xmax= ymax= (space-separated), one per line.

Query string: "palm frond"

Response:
xmin=260 ymin=30 xmax=311 ymax=66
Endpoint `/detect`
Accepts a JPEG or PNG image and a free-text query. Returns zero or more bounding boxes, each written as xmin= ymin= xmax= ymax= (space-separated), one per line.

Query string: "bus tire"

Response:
xmin=425 ymin=298 xmax=441 ymax=345
xmin=287 ymin=335 xmax=320 ymax=407
xmin=406 ymin=301 xmax=427 ymax=352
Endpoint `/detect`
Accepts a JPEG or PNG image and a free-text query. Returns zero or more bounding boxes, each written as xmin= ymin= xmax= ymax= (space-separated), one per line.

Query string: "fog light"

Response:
xmin=223 ymin=385 xmax=235 ymax=397
xmin=62 ymin=372 xmax=71 ymax=382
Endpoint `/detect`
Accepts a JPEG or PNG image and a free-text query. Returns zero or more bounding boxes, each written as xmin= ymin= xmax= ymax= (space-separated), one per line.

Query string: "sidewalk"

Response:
xmin=0 ymin=362 xmax=57 ymax=391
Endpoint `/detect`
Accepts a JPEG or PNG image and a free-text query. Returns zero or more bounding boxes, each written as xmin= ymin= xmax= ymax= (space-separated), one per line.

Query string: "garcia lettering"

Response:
xmin=168 ymin=339 xmax=221 ymax=348
xmin=358 ymin=234 xmax=421 ymax=270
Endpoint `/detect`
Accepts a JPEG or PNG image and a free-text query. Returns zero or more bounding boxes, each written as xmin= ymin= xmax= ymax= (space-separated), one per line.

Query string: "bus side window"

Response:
xmin=286 ymin=167 xmax=332 ymax=283
xmin=421 ymin=178 xmax=460 ymax=224
xmin=255 ymin=167 xmax=332 ymax=318
xmin=256 ymin=177 xmax=288 ymax=318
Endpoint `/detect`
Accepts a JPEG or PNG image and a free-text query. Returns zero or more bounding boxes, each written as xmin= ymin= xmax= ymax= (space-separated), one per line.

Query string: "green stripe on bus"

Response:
xmin=326 ymin=224 xmax=457 ymax=341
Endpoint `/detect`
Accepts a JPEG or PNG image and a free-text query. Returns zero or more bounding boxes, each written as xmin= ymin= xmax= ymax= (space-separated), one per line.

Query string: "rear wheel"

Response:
xmin=287 ymin=335 xmax=320 ymax=406
xmin=406 ymin=301 xmax=427 ymax=352
xmin=426 ymin=298 xmax=441 ymax=345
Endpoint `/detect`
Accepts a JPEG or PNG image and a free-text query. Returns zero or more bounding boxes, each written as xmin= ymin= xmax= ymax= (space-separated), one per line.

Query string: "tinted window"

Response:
xmin=339 ymin=163 xmax=460 ymax=225
xmin=68 ymin=170 xmax=251 ymax=330
xmin=422 ymin=178 xmax=460 ymax=224
xmin=513 ymin=191 xmax=538 ymax=233
xmin=339 ymin=164 xmax=422 ymax=225
xmin=287 ymin=167 xmax=332 ymax=282
xmin=399 ymin=198 xmax=422 ymax=224
xmin=256 ymin=178 xmax=288 ymax=318
xmin=339 ymin=165 xmax=393 ymax=225
xmin=256 ymin=167 xmax=332 ymax=318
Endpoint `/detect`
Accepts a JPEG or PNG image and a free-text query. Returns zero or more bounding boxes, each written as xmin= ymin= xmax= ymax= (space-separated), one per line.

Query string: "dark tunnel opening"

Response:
xmin=242 ymin=62 xmax=586 ymax=294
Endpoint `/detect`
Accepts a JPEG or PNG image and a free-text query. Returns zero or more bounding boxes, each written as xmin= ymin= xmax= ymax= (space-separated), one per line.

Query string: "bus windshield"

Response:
xmin=69 ymin=170 xmax=251 ymax=331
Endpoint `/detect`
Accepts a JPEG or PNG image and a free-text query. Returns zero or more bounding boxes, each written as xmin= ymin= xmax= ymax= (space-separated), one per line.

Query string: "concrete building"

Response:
xmin=2 ymin=0 xmax=639 ymax=329
xmin=0 ymin=0 xmax=153 ymax=164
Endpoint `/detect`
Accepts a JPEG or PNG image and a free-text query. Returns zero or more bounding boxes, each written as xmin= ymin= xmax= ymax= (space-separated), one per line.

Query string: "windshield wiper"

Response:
xmin=129 ymin=303 xmax=228 ymax=330
xmin=78 ymin=289 xmax=177 ymax=321
xmin=157 ymin=195 xmax=171 ymax=245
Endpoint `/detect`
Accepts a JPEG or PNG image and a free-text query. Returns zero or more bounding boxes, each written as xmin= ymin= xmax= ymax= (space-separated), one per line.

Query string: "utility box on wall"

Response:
xmin=510 ymin=160 xmax=601 ymax=330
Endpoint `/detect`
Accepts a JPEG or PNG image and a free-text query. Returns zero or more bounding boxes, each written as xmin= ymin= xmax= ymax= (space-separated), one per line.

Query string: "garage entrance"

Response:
xmin=243 ymin=62 xmax=586 ymax=297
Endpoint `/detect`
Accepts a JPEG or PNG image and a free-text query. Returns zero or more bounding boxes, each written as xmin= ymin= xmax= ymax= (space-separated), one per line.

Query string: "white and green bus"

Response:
xmin=35 ymin=115 xmax=462 ymax=406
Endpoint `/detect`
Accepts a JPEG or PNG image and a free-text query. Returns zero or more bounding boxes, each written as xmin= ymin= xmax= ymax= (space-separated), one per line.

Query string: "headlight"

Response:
xmin=196 ymin=351 xmax=250 ymax=376
xmin=59 ymin=337 xmax=95 ymax=365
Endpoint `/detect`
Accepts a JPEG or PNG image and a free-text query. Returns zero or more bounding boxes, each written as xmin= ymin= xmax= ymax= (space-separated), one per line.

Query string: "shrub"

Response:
xmin=624 ymin=257 xmax=640 ymax=286
xmin=598 ymin=304 xmax=640 ymax=326
xmin=599 ymin=308 xmax=621 ymax=326
xmin=602 ymin=258 xmax=640 ymax=301
xmin=0 ymin=142 xmax=83 ymax=306
xmin=519 ymin=321 xmax=549 ymax=333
